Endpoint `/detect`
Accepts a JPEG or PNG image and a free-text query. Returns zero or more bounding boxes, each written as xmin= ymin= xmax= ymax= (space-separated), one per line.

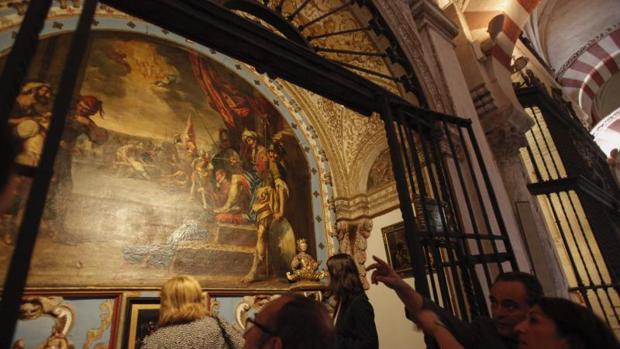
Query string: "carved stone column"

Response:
xmin=406 ymin=0 xmax=535 ymax=274
xmin=335 ymin=215 xmax=373 ymax=289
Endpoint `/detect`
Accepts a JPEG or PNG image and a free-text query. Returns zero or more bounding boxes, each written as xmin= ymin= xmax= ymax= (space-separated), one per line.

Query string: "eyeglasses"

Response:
xmin=245 ymin=316 xmax=279 ymax=337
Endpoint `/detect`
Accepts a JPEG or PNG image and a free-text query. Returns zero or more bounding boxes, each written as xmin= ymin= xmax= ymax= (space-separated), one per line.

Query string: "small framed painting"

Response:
xmin=123 ymin=297 xmax=160 ymax=349
xmin=381 ymin=222 xmax=413 ymax=278
xmin=123 ymin=293 xmax=211 ymax=349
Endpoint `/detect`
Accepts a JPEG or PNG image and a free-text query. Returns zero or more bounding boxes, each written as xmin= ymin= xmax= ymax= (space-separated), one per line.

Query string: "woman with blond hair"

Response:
xmin=143 ymin=275 xmax=243 ymax=349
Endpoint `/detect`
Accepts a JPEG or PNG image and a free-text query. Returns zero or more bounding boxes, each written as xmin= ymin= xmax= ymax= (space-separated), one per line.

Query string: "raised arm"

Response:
xmin=366 ymin=255 xmax=474 ymax=348
xmin=366 ymin=256 xmax=424 ymax=317
xmin=415 ymin=310 xmax=465 ymax=349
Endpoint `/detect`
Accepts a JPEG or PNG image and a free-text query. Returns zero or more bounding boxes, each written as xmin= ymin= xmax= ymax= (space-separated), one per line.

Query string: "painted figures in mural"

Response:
xmin=4 ymin=84 xmax=108 ymax=244
xmin=1 ymin=33 xmax=310 ymax=287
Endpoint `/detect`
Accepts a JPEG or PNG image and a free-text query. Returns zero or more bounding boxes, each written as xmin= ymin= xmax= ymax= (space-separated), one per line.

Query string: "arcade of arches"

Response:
xmin=0 ymin=0 xmax=618 ymax=348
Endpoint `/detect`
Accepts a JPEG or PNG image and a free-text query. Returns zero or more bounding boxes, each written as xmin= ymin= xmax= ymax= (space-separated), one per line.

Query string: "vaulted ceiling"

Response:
xmin=521 ymin=0 xmax=620 ymax=129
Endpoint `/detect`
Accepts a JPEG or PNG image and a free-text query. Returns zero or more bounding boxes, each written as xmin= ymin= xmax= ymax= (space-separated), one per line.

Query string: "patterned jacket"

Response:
xmin=142 ymin=316 xmax=244 ymax=349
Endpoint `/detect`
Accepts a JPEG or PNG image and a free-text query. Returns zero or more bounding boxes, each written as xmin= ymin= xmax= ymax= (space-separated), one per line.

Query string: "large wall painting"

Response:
xmin=0 ymin=31 xmax=318 ymax=288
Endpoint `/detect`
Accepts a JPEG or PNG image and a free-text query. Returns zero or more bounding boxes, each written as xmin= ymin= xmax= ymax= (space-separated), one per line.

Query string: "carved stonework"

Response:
xmin=16 ymin=296 xmax=77 ymax=349
xmin=374 ymin=0 xmax=455 ymax=114
xmin=471 ymin=83 xmax=498 ymax=117
xmin=300 ymin=91 xmax=386 ymax=194
xmin=279 ymin=0 xmax=399 ymax=93
xmin=367 ymin=148 xmax=395 ymax=191
xmin=336 ymin=218 xmax=373 ymax=289
xmin=483 ymin=107 xmax=534 ymax=162
xmin=234 ymin=292 xmax=323 ymax=329
xmin=453 ymin=0 xmax=469 ymax=11
xmin=235 ymin=295 xmax=280 ymax=329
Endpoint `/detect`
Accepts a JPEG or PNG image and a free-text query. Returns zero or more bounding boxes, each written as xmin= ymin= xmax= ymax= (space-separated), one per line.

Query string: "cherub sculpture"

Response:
xmin=286 ymin=239 xmax=326 ymax=282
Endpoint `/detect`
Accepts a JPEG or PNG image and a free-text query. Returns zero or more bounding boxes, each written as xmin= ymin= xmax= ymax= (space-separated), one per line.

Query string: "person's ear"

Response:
xmin=263 ymin=336 xmax=282 ymax=349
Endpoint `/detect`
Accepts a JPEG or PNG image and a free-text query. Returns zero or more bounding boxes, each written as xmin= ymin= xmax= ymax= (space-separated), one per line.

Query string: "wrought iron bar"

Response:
xmin=399 ymin=113 xmax=452 ymax=311
xmin=524 ymin=144 xmax=544 ymax=182
xmin=459 ymin=126 xmax=504 ymax=270
xmin=275 ymin=0 xmax=285 ymax=13
xmin=307 ymin=26 xmax=370 ymax=40
xmin=543 ymin=193 xmax=591 ymax=308
xmin=465 ymin=126 xmax=516 ymax=270
xmin=313 ymin=46 xmax=387 ymax=57
xmin=565 ymin=192 xmax=620 ymax=324
xmin=528 ymin=107 xmax=563 ymax=179
xmin=328 ymin=59 xmax=399 ymax=82
xmin=441 ymin=121 xmax=491 ymax=312
xmin=422 ymin=123 xmax=469 ymax=318
xmin=380 ymin=95 xmax=430 ymax=297
xmin=0 ymin=1 xmax=98 ymax=348
xmin=299 ymin=0 xmax=352 ymax=31
xmin=555 ymin=192 xmax=612 ymax=325
xmin=429 ymin=122 xmax=480 ymax=319
xmin=456 ymin=127 xmax=498 ymax=284
xmin=286 ymin=0 xmax=310 ymax=21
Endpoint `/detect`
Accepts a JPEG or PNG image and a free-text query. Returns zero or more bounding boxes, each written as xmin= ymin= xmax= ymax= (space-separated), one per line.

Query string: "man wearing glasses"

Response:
xmin=243 ymin=294 xmax=336 ymax=349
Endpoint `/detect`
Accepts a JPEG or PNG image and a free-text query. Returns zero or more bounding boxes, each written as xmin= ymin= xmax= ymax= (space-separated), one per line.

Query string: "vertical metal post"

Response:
xmin=0 ymin=0 xmax=53 ymax=121
xmin=400 ymin=116 xmax=451 ymax=310
xmin=0 ymin=1 xmax=98 ymax=348
xmin=380 ymin=95 xmax=430 ymax=297
xmin=466 ymin=125 xmax=517 ymax=270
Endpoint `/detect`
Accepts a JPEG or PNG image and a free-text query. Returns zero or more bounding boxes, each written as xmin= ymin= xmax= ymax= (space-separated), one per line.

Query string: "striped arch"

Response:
xmin=462 ymin=0 xmax=542 ymax=68
xmin=559 ymin=29 xmax=620 ymax=124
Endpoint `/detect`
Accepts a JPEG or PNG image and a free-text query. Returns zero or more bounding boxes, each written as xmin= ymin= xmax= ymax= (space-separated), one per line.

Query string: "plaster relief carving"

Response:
xmin=280 ymin=0 xmax=399 ymax=93
xmin=17 ymin=296 xmax=76 ymax=349
xmin=484 ymin=107 xmax=534 ymax=162
xmin=235 ymin=295 xmax=280 ymax=329
xmin=374 ymin=0 xmax=453 ymax=114
xmin=367 ymin=148 xmax=395 ymax=192
xmin=336 ymin=218 xmax=373 ymax=289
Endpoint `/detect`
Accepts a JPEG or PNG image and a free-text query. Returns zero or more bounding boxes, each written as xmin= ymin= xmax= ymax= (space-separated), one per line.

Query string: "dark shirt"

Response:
xmin=335 ymin=294 xmax=379 ymax=349
xmin=417 ymin=298 xmax=518 ymax=349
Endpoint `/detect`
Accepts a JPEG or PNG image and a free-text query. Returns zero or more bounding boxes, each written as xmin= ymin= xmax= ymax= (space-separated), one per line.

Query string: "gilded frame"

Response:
xmin=381 ymin=222 xmax=413 ymax=278
xmin=123 ymin=293 xmax=211 ymax=349
xmin=14 ymin=291 xmax=122 ymax=349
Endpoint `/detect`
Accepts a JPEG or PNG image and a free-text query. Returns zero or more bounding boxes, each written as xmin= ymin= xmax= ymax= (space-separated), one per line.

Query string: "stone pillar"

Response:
xmin=409 ymin=0 xmax=533 ymax=273
xmin=410 ymin=0 xmax=568 ymax=295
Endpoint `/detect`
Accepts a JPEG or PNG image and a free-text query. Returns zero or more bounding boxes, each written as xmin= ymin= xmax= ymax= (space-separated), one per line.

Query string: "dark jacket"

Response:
xmin=335 ymin=294 xmax=379 ymax=349
xmin=420 ymin=298 xmax=518 ymax=349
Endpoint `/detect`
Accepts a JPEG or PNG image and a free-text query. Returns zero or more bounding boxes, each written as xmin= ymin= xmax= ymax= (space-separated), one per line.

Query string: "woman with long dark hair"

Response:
xmin=516 ymin=297 xmax=619 ymax=349
xmin=326 ymin=253 xmax=378 ymax=349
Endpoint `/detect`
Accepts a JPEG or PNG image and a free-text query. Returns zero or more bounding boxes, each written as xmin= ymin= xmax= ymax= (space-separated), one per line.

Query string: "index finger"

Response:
xmin=365 ymin=263 xmax=379 ymax=271
xmin=372 ymin=255 xmax=388 ymax=265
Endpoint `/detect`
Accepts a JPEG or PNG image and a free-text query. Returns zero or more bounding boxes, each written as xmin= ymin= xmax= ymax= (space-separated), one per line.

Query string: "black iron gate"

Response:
xmin=517 ymin=85 xmax=620 ymax=330
xmin=0 ymin=1 xmax=520 ymax=347
xmin=383 ymin=100 xmax=519 ymax=322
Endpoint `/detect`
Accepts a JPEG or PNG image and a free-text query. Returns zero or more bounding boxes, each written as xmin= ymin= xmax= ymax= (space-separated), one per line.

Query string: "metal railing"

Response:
xmin=518 ymin=85 xmax=620 ymax=331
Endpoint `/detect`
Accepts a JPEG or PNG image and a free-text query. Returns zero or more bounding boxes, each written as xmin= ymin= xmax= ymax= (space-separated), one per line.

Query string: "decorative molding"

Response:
xmin=470 ymin=83 xmax=498 ymax=117
xmin=410 ymin=0 xmax=460 ymax=42
xmin=591 ymin=107 xmax=620 ymax=139
xmin=335 ymin=218 xmax=373 ymax=289
xmin=234 ymin=295 xmax=280 ymax=329
xmin=556 ymin=23 xmax=620 ymax=79
xmin=373 ymin=0 xmax=454 ymax=114
xmin=483 ymin=106 xmax=533 ymax=161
